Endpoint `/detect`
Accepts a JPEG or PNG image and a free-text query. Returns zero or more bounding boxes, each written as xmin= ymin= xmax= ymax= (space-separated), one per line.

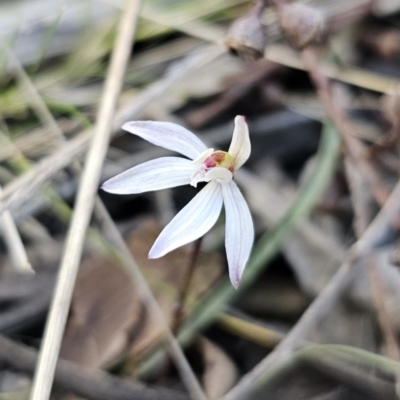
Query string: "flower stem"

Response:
xmin=172 ymin=237 xmax=204 ymax=334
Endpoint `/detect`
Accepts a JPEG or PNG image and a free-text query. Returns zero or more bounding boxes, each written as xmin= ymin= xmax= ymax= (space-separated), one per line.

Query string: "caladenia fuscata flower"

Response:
xmin=101 ymin=116 xmax=254 ymax=288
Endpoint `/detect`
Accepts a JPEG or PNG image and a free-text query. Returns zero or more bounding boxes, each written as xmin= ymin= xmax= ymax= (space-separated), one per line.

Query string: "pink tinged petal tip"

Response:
xmin=222 ymin=180 xmax=254 ymax=288
xmin=149 ymin=181 xmax=223 ymax=258
xmin=228 ymin=115 xmax=251 ymax=171
xmin=101 ymin=157 xmax=196 ymax=194
xmin=122 ymin=121 xmax=208 ymax=160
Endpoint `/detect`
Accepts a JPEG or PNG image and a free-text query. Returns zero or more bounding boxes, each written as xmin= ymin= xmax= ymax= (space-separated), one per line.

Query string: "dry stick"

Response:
xmin=4 ymin=35 xmax=115 ymax=263
xmin=4 ymin=44 xmax=214 ymax=396
xmin=0 ymin=45 xmax=223 ymax=216
xmin=172 ymin=237 xmax=204 ymax=334
xmin=0 ymin=129 xmax=55 ymax=245
xmin=224 ymin=169 xmax=400 ymax=400
xmin=0 ymin=47 xmax=219 ymax=398
xmin=131 ymin=2 xmax=397 ymax=94
xmin=0 ymin=48 xmax=220 ymax=400
xmin=2 ymin=42 xmax=64 ymax=143
xmin=5 ymin=42 xmax=111 ymax=228
xmin=92 ymin=199 xmax=208 ymax=400
xmin=303 ymin=45 xmax=400 ymax=364
xmin=345 ymin=142 xmax=400 ymax=368
xmin=30 ymin=2 xmax=208 ymax=400
xmin=223 ymin=39 xmax=397 ymax=400
xmin=368 ymin=258 xmax=400 ymax=361
xmin=302 ymin=44 xmax=400 ymax=365
xmin=301 ymin=47 xmax=390 ymax=206
xmin=29 ymin=2 xmax=142 ymax=400
xmin=368 ymin=258 xmax=400 ymax=398
xmin=344 ymin=147 xmax=400 ymax=365
xmin=0 ymin=334 xmax=189 ymax=400
xmin=0 ymin=185 xmax=32 ymax=272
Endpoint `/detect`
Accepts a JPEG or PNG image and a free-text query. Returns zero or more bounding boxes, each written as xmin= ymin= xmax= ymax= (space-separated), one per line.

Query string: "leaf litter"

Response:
xmin=2 ymin=0 xmax=400 ymax=399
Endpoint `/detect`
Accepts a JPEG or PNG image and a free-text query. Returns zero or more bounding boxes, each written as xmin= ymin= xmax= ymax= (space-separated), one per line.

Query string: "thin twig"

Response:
xmin=0 ymin=334 xmax=189 ymax=400
xmin=0 ymin=45 xmax=223 ymax=216
xmin=172 ymin=237 xmax=204 ymax=334
xmin=344 ymin=136 xmax=400 ymax=369
xmin=0 ymin=185 xmax=32 ymax=273
xmin=126 ymin=1 xmax=398 ymax=94
xmin=4 ymin=41 xmax=120 ymax=238
xmin=2 ymin=41 xmax=65 ymax=143
xmin=3 ymin=29 xmax=209 ymax=400
xmin=29 ymin=2 xmax=142 ymax=400
xmin=223 ymin=176 xmax=400 ymax=400
xmin=0 ymin=45 xmax=220 ymax=399
xmin=368 ymin=258 xmax=400 ymax=361
xmin=301 ymin=47 xmax=390 ymax=206
xmin=92 ymin=200 xmax=208 ymax=400
xmin=344 ymin=146 xmax=400 ymax=366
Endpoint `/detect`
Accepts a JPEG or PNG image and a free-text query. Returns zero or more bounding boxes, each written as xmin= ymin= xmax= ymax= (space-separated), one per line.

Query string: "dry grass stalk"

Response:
xmin=29 ymin=2 xmax=142 ymax=400
xmin=0 ymin=45 xmax=222 ymax=216
xmin=5 ymin=37 xmax=211 ymax=398
xmin=2 ymin=42 xmax=65 ymax=142
xmin=0 ymin=185 xmax=32 ymax=273
xmin=0 ymin=334 xmax=189 ymax=400
xmin=224 ymin=175 xmax=400 ymax=400
xmin=367 ymin=258 xmax=400 ymax=361
xmin=301 ymin=47 xmax=390 ymax=206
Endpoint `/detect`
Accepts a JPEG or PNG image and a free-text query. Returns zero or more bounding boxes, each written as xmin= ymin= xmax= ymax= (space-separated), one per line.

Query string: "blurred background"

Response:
xmin=1 ymin=0 xmax=400 ymax=399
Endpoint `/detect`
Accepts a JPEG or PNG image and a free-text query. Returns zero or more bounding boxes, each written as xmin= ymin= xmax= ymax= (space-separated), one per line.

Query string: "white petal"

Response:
xmin=222 ymin=180 xmax=254 ymax=288
xmin=122 ymin=121 xmax=208 ymax=160
xmin=228 ymin=116 xmax=251 ymax=170
xmin=101 ymin=157 xmax=195 ymax=194
xmin=149 ymin=181 xmax=223 ymax=258
xmin=205 ymin=167 xmax=233 ymax=184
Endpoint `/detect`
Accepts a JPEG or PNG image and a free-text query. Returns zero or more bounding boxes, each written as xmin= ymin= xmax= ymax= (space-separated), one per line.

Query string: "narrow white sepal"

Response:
xmin=122 ymin=121 xmax=208 ymax=160
xmin=149 ymin=181 xmax=223 ymax=258
xmin=228 ymin=116 xmax=251 ymax=170
xmin=101 ymin=157 xmax=195 ymax=194
xmin=222 ymin=180 xmax=254 ymax=288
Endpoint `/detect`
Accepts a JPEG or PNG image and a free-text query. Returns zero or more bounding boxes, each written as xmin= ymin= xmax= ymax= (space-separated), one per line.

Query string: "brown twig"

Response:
xmin=0 ymin=334 xmax=189 ymax=400
xmin=223 ymin=151 xmax=400 ymax=400
xmin=299 ymin=17 xmax=400 ymax=370
xmin=368 ymin=258 xmax=400 ymax=361
xmin=172 ymin=237 xmax=204 ymax=334
xmin=0 ymin=185 xmax=32 ymax=273
xmin=301 ymin=46 xmax=390 ymax=207
xmin=0 ymin=45 xmax=223 ymax=217
xmin=186 ymin=60 xmax=281 ymax=129
xmin=29 ymin=2 xmax=143 ymax=400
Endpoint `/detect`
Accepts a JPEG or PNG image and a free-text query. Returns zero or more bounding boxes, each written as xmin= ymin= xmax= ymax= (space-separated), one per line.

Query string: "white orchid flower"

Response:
xmin=102 ymin=116 xmax=254 ymax=288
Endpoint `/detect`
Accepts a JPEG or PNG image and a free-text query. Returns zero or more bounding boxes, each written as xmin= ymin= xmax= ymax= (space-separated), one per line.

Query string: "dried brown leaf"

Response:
xmin=60 ymin=220 xmax=223 ymax=370
xmin=59 ymin=256 xmax=139 ymax=368
xmin=200 ymin=337 xmax=239 ymax=400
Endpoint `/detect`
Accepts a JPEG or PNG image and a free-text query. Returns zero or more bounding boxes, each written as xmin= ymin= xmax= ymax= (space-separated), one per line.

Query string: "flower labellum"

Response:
xmin=101 ymin=116 xmax=254 ymax=288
